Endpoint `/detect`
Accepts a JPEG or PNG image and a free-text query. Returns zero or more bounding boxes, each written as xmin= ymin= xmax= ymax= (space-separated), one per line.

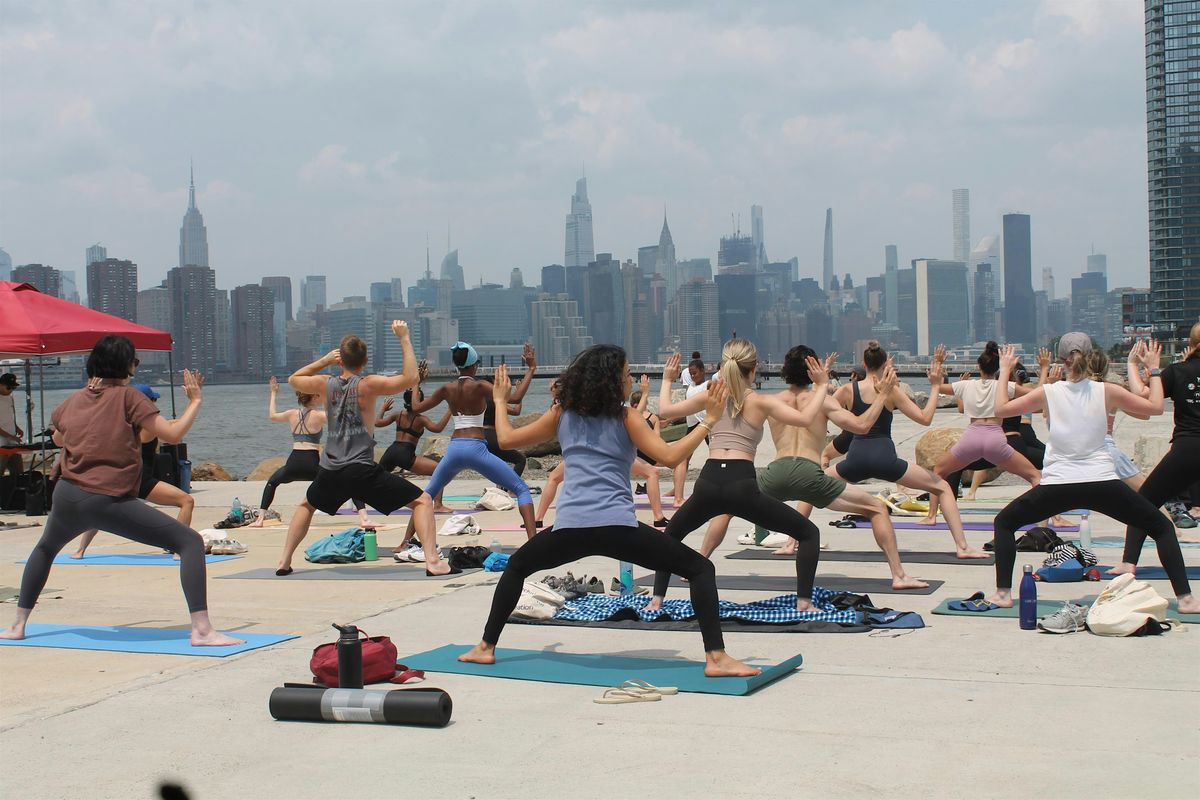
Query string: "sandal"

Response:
xmin=947 ymin=591 xmax=999 ymax=612
xmin=594 ymin=687 xmax=661 ymax=704
xmin=621 ymin=679 xmax=678 ymax=696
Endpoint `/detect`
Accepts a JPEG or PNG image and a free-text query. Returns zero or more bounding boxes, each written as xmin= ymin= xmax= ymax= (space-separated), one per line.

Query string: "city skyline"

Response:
xmin=1 ymin=2 xmax=1154 ymax=295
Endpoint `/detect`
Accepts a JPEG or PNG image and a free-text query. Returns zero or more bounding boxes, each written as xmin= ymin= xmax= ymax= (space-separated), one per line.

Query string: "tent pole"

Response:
xmin=23 ymin=360 xmax=33 ymax=444
xmin=168 ymin=352 xmax=177 ymax=417
xmin=38 ymin=361 xmax=46 ymax=479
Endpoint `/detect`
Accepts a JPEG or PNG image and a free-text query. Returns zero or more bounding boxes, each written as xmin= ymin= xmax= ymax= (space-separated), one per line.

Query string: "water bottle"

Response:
xmin=333 ymin=623 xmax=363 ymax=689
xmin=490 ymin=537 xmax=501 ymax=554
xmin=1078 ymin=512 xmax=1091 ymax=549
xmin=232 ymin=496 xmax=243 ymax=523
xmin=1019 ymin=565 xmax=1038 ymax=630
xmin=363 ymin=530 xmax=378 ymax=561
xmin=619 ymin=560 xmax=634 ymax=594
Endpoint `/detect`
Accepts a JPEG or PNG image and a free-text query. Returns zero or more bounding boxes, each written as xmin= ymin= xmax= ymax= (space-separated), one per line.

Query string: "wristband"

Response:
xmin=698 ymin=420 xmax=714 ymax=432
xmin=1150 ymin=368 xmax=1162 ymax=377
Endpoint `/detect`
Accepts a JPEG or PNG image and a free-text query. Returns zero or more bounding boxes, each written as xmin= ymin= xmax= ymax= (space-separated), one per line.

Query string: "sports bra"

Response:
xmin=452 ymin=376 xmax=486 ymax=430
xmin=852 ymin=380 xmax=893 ymax=439
xmin=708 ymin=398 xmax=764 ymax=455
xmin=395 ymin=412 xmax=422 ymax=439
xmin=292 ymin=409 xmax=322 ymax=444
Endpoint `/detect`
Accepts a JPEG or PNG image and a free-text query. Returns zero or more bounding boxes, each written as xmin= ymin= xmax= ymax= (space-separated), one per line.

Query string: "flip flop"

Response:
xmin=948 ymin=591 xmax=999 ymax=612
xmin=594 ymin=687 xmax=661 ymax=704
xmin=621 ymin=679 xmax=678 ymax=696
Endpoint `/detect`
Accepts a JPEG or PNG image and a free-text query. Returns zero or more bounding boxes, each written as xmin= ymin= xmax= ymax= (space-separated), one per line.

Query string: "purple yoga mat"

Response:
xmin=855 ymin=521 xmax=1079 ymax=532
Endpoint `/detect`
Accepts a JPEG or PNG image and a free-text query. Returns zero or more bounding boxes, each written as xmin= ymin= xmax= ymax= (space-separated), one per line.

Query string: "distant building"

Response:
xmin=677 ymin=258 xmax=712 ymax=285
xmin=718 ymin=231 xmax=754 ymax=269
xmin=0 ymin=246 xmax=12 ymax=281
xmin=532 ymin=294 xmax=592 ymax=365
xmin=638 ymin=245 xmax=659 ymax=277
xmin=541 ymin=264 xmax=565 ymax=296
xmin=674 ymin=280 xmax=720 ymax=363
xmin=231 ymin=284 xmax=275 ymax=381
xmin=1121 ymin=288 xmax=1154 ymax=342
xmin=301 ymin=275 xmax=327 ymax=313
xmin=440 ymin=249 xmax=465 ymax=292
xmin=1042 ymin=267 xmax=1055 ymax=301
xmin=585 ymin=253 xmax=625 ymax=347
xmin=167 ymin=266 xmax=217 ymax=375
xmin=751 ymin=205 xmax=766 ymax=270
xmin=390 ymin=278 xmax=404 ymax=307
xmin=1002 ymin=214 xmax=1036 ymax=345
xmin=326 ymin=299 xmax=371 ymax=360
xmin=952 ymin=189 xmax=970 ymax=264
xmin=12 ymin=264 xmax=61 ymax=297
xmin=914 ymin=259 xmax=969 ymax=355
xmin=179 ymin=166 xmax=209 ymax=269
xmin=838 ymin=307 xmax=875 ymax=358
xmin=60 ymin=270 xmax=81 ymax=304
xmin=87 ymin=258 xmax=138 ymax=322
xmin=895 ymin=266 xmax=918 ymax=351
xmin=261 ymin=276 xmax=293 ymax=321
xmin=137 ymin=285 xmax=172 ymax=368
xmin=214 ymin=287 xmax=231 ymax=372
xmin=1087 ymin=253 xmax=1108 ymax=277
xmin=564 ymin=177 xmax=595 ymax=269
xmin=759 ymin=307 xmax=804 ymax=363
xmin=85 ymin=243 xmax=107 ymax=270
xmin=451 ymin=285 xmax=531 ymax=345
xmin=1071 ymin=271 xmax=1108 ymax=341
xmin=973 ymin=263 xmax=997 ymax=342
xmin=510 ymin=268 xmax=524 ymax=289
xmin=372 ymin=303 xmax=418 ymax=373
xmin=1046 ymin=297 xmax=1072 ymax=342
xmin=822 ymin=208 xmax=834 ymax=290
xmin=715 ymin=272 xmax=758 ymax=344
xmin=370 ymin=281 xmax=393 ymax=304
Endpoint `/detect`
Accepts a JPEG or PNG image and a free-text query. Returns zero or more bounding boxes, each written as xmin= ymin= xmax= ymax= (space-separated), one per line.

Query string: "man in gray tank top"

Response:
xmin=275 ymin=321 xmax=457 ymax=576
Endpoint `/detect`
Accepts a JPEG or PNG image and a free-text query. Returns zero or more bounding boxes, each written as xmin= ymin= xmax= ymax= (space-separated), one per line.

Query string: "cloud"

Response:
xmin=299 ymin=145 xmax=368 ymax=183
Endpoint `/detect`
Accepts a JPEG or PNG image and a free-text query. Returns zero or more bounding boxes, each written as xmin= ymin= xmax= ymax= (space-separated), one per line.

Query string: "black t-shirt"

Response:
xmin=1162 ymin=358 xmax=1200 ymax=440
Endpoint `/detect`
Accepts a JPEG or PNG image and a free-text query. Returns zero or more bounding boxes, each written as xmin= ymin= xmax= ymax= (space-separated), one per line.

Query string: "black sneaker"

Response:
xmin=635 ymin=484 xmax=647 ymax=495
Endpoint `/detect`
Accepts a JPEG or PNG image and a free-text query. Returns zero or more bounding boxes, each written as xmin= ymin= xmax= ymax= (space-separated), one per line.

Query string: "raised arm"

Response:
xmin=1107 ymin=340 xmax=1165 ymax=416
xmin=995 ymin=345 xmax=1046 ymax=417
xmin=148 ymin=370 xmax=205 ymax=445
xmin=267 ymin=376 xmax=292 ymax=422
xmin=507 ymin=343 xmax=537 ymax=404
xmin=491 ymin=364 xmax=561 ymax=449
xmin=424 ymin=409 xmax=452 ymax=434
xmin=289 ymin=350 xmax=339 ymax=395
xmin=825 ymin=365 xmax=899 ymax=434
xmin=628 ymin=379 xmax=729 ymax=467
xmin=636 ymin=375 xmax=651 ymax=413
xmin=361 ymin=321 xmax=419 ymax=397
xmin=411 ymin=382 xmax=448 ymax=414
xmin=658 ymin=354 xmax=708 ymax=418
xmin=1125 ymin=341 xmax=1152 ymax=399
xmin=893 ymin=359 xmax=944 ymax=426
xmin=374 ymin=397 xmax=400 ymax=428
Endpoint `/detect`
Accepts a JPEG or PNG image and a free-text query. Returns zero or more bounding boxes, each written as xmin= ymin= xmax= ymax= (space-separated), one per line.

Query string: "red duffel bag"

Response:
xmin=309 ymin=630 xmax=424 ymax=686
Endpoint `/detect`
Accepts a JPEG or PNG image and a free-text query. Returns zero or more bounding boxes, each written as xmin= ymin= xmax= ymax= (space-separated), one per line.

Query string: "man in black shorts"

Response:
xmin=275 ymin=321 xmax=456 ymax=576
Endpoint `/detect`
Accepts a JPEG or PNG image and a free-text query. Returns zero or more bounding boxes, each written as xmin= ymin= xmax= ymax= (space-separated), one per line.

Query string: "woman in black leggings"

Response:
xmin=1 ymin=336 xmax=242 ymax=646
xmin=647 ymin=339 xmax=898 ymax=613
xmin=990 ymin=338 xmax=1197 ymax=612
xmin=377 ymin=387 xmax=451 ymax=509
xmin=457 ymin=345 xmax=760 ymax=678
xmin=482 ymin=344 xmax=537 ymax=477
xmin=1115 ymin=322 xmax=1200 ymax=574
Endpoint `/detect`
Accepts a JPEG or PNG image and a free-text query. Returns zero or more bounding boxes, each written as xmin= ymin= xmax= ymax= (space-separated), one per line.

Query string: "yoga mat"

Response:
xmin=218 ymin=565 xmax=482 ymax=581
xmin=1091 ymin=537 xmax=1200 ymax=549
xmin=856 ymin=521 xmax=1079 ymax=532
xmin=398 ymin=644 xmax=804 ymax=696
xmin=20 ymin=553 xmax=242 ymax=566
xmin=933 ymin=597 xmax=1200 ymax=624
xmin=0 ymin=624 xmax=298 ymax=656
xmin=1072 ymin=596 xmax=1200 ymax=625
xmin=1 ymin=522 xmax=41 ymax=531
xmin=726 ymin=548 xmax=993 ymax=566
xmin=636 ymin=574 xmax=944 ymax=595
xmin=510 ymin=617 xmax=868 ymax=634
xmin=1098 ymin=566 xmax=1200 ymax=580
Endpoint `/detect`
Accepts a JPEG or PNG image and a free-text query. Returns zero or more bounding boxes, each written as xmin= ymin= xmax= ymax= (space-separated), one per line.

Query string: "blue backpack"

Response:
xmin=304 ymin=528 xmax=366 ymax=564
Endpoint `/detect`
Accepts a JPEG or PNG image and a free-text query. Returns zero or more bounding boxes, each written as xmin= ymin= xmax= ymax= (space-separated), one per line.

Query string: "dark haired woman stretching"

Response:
xmin=1 ymin=336 xmax=242 ymax=645
xmin=989 ymin=339 xmax=1197 ymax=611
xmin=377 ymin=387 xmax=452 ymax=509
xmin=250 ymin=375 xmax=369 ymax=528
xmin=457 ymin=346 xmax=760 ymax=677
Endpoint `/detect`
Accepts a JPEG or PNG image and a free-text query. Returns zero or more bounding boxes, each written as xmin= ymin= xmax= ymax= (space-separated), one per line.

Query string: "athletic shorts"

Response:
xmin=757 ymin=456 xmax=847 ymax=508
xmin=137 ymin=473 xmax=158 ymax=500
xmin=836 ymin=437 xmax=909 ymax=484
xmin=1104 ymin=435 xmax=1140 ymax=480
xmin=305 ymin=462 xmax=422 ymax=516
xmin=831 ymin=429 xmax=853 ymax=455
xmin=950 ymin=423 xmax=1015 ymax=466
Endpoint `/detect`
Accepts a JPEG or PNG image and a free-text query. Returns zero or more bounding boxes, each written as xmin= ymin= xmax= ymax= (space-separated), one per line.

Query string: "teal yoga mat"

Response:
xmin=399 ymin=644 xmax=804 ymax=696
xmin=0 ymin=624 xmax=298 ymax=656
xmin=931 ymin=598 xmax=1071 ymax=618
xmin=1091 ymin=537 xmax=1200 ymax=549
xmin=20 ymin=553 xmax=241 ymax=566
xmin=1071 ymin=596 xmax=1200 ymax=624
xmin=857 ymin=521 xmax=1080 ymax=532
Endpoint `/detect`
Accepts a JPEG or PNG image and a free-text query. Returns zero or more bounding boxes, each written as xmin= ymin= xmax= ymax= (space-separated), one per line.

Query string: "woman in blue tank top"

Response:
xmin=458 ymin=345 xmax=761 ymax=678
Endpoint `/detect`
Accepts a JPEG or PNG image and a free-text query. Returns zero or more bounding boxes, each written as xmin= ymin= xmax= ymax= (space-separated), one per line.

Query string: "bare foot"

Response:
xmin=987 ymin=591 xmax=1013 ymax=608
xmin=892 ymin=576 xmax=931 ymax=590
xmin=672 ymin=501 xmax=685 ymax=509
xmin=963 ymin=491 xmax=977 ymax=501
xmin=433 ymin=505 xmax=453 ymax=514
xmin=458 ymin=643 xmax=496 ymax=664
xmin=704 ymin=651 xmax=762 ymax=677
xmin=424 ymin=560 xmax=453 ymax=577
xmin=644 ymin=598 xmax=663 ymax=613
xmin=796 ymin=598 xmax=815 ymax=613
xmin=1176 ymin=595 xmax=1200 ymax=614
xmin=915 ymin=516 xmax=938 ymax=526
xmin=1106 ymin=563 xmax=1136 ymax=576
xmin=772 ymin=545 xmax=797 ymax=556
xmin=1049 ymin=515 xmax=1072 ymax=528
xmin=191 ymin=630 xmax=245 ymax=647
xmin=0 ymin=626 xmax=26 ymax=640
xmin=69 ymin=552 xmax=85 ymax=560
xmin=247 ymin=512 xmax=266 ymax=529
xmin=957 ymin=549 xmax=991 ymax=559
xmin=1179 ymin=535 xmax=1200 ymax=544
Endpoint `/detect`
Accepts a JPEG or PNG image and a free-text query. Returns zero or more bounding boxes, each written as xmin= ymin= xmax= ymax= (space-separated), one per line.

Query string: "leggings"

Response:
xmin=260 ymin=449 xmax=364 ymax=512
xmin=425 ymin=437 xmax=532 ymax=505
xmin=653 ymin=459 xmax=821 ymax=599
xmin=18 ymin=479 xmax=208 ymax=612
xmin=945 ymin=428 xmax=1045 ymax=496
xmin=995 ymin=480 xmax=1190 ymax=595
xmin=379 ymin=441 xmax=417 ymax=473
xmin=481 ymin=522 xmax=724 ymax=651
xmin=484 ymin=427 xmax=527 ymax=477
xmin=1123 ymin=440 xmax=1200 ymax=564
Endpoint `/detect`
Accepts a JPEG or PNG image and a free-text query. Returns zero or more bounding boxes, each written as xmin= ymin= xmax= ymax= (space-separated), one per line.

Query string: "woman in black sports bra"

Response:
xmin=376 ymin=387 xmax=451 ymax=511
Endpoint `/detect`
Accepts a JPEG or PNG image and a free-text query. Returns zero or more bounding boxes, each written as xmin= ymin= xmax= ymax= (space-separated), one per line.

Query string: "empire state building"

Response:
xmin=179 ymin=165 xmax=209 ymax=268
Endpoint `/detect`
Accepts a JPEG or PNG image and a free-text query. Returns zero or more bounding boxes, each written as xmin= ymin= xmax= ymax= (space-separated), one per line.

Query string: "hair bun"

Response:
xmin=866 ymin=340 xmax=881 ymax=351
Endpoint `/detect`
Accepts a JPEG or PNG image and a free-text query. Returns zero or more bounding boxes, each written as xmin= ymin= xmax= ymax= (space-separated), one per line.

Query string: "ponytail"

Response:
xmin=1085 ymin=350 xmax=1110 ymax=382
xmin=719 ymin=338 xmax=758 ymax=418
xmin=1064 ymin=350 xmax=1089 ymax=382
xmin=977 ymin=341 xmax=1000 ymax=376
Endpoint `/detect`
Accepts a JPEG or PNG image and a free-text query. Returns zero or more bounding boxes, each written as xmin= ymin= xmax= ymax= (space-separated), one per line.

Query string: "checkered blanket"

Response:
xmin=554 ymin=586 xmax=860 ymax=625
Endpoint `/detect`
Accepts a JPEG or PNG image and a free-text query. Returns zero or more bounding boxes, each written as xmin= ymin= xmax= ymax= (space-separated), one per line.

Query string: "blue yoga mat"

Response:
xmin=18 ymin=554 xmax=241 ymax=566
xmin=0 ymin=624 xmax=297 ymax=657
xmin=856 ymin=521 xmax=1080 ymax=532
xmin=1128 ymin=566 xmax=1200 ymax=580
xmin=399 ymin=644 xmax=803 ymax=696
xmin=1091 ymin=537 xmax=1200 ymax=549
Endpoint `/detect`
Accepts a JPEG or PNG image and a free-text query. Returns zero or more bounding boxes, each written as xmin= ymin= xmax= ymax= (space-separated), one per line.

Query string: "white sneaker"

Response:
xmin=1037 ymin=602 xmax=1088 ymax=634
xmin=736 ymin=533 xmax=756 ymax=546
xmin=398 ymin=544 xmax=425 ymax=563
xmin=760 ymin=532 xmax=789 ymax=548
xmin=210 ymin=539 xmax=248 ymax=555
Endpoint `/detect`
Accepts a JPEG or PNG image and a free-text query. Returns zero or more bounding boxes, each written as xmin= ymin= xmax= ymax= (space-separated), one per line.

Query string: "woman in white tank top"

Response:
xmin=986 ymin=337 xmax=1197 ymax=613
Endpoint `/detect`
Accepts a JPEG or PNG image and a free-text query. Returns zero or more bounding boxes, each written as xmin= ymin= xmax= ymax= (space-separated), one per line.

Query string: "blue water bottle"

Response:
xmin=619 ymin=561 xmax=634 ymax=594
xmin=1019 ymin=564 xmax=1037 ymax=630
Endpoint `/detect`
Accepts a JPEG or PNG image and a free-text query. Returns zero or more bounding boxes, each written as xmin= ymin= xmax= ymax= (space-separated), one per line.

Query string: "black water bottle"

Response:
xmin=333 ymin=623 xmax=363 ymax=689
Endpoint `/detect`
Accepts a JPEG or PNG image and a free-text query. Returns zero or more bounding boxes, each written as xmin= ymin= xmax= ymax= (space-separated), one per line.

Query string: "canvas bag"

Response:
xmin=1086 ymin=574 xmax=1169 ymax=636
xmin=439 ymin=514 xmax=480 ymax=536
xmin=510 ymin=581 xmax=566 ymax=620
xmin=304 ymin=528 xmax=366 ymax=563
xmin=477 ymin=487 xmax=516 ymax=512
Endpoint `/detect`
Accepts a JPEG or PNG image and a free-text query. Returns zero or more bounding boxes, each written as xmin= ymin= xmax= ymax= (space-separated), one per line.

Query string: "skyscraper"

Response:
xmin=1002 ymin=214 xmax=1035 ymax=344
xmin=509 ymin=268 xmax=524 ymax=289
xmin=531 ymin=294 xmax=592 ymax=364
xmin=638 ymin=245 xmax=659 ymax=277
xmin=301 ymin=275 xmax=327 ymax=313
xmin=87 ymin=258 xmax=138 ymax=322
xmin=718 ymin=229 xmax=755 ymax=269
xmin=12 ymin=264 xmax=61 ymax=297
xmin=564 ymin=177 xmax=594 ymax=268
xmin=1087 ymin=252 xmax=1108 ymax=277
xmin=370 ymin=281 xmax=393 ymax=304
xmin=167 ymin=265 xmax=217 ymax=375
xmin=0 ymin=247 xmax=11 ymax=281
xmin=952 ymin=189 xmax=970 ymax=264
xmin=715 ymin=273 xmax=758 ymax=344
xmin=974 ymin=264 xmax=997 ymax=342
xmin=231 ymin=284 xmax=276 ymax=381
xmin=1042 ymin=267 xmax=1055 ymax=301
xmin=884 ymin=245 xmax=899 ymax=326
xmin=261 ymin=276 xmax=293 ymax=321
xmin=674 ymin=281 xmax=720 ymax=363
xmin=179 ymin=165 xmax=209 ymax=268
xmin=585 ymin=253 xmax=625 ymax=347
xmin=60 ymin=271 xmax=80 ymax=304
xmin=137 ymin=285 xmax=172 ymax=367
xmin=885 ymin=245 xmax=898 ymax=271
xmin=822 ymin=208 xmax=834 ymax=290
xmin=1146 ymin=1 xmax=1200 ymax=339
xmin=914 ymin=259 xmax=970 ymax=355
xmin=541 ymin=264 xmax=565 ymax=295
xmin=440 ymin=249 xmax=465 ymax=292
xmin=656 ymin=214 xmax=677 ymax=295
xmin=85 ymin=243 xmax=107 ymax=269
xmin=751 ymin=204 xmax=765 ymax=270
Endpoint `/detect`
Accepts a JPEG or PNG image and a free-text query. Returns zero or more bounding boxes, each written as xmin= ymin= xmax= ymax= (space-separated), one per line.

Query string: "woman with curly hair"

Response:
xmin=458 ymin=345 xmax=761 ymax=678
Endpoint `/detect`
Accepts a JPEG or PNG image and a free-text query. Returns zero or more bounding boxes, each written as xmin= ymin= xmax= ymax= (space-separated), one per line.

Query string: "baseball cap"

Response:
xmin=132 ymin=383 xmax=161 ymax=401
xmin=0 ymin=373 xmax=18 ymax=388
xmin=1056 ymin=332 xmax=1093 ymax=360
xmin=450 ymin=341 xmax=479 ymax=368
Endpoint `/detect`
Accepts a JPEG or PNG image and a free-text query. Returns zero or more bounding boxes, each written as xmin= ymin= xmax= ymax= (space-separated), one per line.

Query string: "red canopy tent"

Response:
xmin=0 ymin=281 xmax=175 ymax=457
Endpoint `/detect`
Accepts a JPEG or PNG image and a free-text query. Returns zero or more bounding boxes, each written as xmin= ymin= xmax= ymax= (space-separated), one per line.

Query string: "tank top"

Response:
xmin=291 ymin=408 xmax=322 ymax=444
xmin=708 ymin=399 xmax=763 ymax=454
xmin=1041 ymin=380 xmax=1116 ymax=485
xmin=320 ymin=374 xmax=376 ymax=469
xmin=141 ymin=438 xmax=158 ymax=472
xmin=554 ymin=410 xmax=637 ymax=529
xmin=852 ymin=380 xmax=893 ymax=439
xmin=452 ymin=377 xmax=486 ymax=430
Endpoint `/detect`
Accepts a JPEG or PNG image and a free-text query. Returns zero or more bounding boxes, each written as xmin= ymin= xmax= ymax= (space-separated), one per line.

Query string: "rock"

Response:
xmin=897 ymin=382 xmax=917 ymax=401
xmin=1134 ymin=435 xmax=1171 ymax=471
xmin=419 ymin=438 xmax=447 ymax=459
xmin=526 ymin=457 xmax=543 ymax=471
xmin=513 ymin=412 xmax=560 ymax=457
xmin=914 ymin=428 xmax=1001 ymax=485
xmin=246 ymin=457 xmax=285 ymax=481
xmin=193 ymin=462 xmax=233 ymax=481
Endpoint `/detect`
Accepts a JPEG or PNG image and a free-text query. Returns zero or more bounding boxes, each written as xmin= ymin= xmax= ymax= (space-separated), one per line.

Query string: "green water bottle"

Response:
xmin=363 ymin=530 xmax=378 ymax=561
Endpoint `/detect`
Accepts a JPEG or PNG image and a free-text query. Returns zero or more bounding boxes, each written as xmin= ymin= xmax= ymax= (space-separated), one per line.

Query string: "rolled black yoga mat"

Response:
xmin=269 ymin=686 xmax=452 ymax=727
xmin=726 ymin=548 xmax=993 ymax=565
xmin=635 ymin=574 xmax=945 ymax=595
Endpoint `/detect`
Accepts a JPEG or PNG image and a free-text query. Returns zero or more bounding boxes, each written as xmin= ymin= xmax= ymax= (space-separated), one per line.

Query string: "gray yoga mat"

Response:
xmin=861 ymin=521 xmax=1080 ymax=532
xmin=509 ymin=616 xmax=868 ymax=634
xmin=727 ymin=548 xmax=993 ymax=565
xmin=218 ymin=565 xmax=482 ymax=581
xmin=635 ymin=574 xmax=944 ymax=595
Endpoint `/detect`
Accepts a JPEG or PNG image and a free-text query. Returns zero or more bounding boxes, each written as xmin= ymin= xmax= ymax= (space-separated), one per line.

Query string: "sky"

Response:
xmin=0 ymin=0 xmax=1151 ymax=302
